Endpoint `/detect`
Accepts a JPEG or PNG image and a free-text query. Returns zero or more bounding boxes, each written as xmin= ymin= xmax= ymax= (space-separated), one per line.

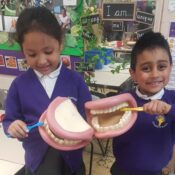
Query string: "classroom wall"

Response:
xmin=159 ymin=0 xmax=175 ymax=38
xmin=0 ymin=0 xmax=174 ymax=90
xmin=0 ymin=74 xmax=15 ymax=90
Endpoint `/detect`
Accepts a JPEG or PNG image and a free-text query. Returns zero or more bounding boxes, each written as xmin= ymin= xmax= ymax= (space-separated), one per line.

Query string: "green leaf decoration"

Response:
xmin=71 ymin=25 xmax=83 ymax=36
xmin=64 ymin=34 xmax=78 ymax=48
xmin=69 ymin=10 xmax=79 ymax=24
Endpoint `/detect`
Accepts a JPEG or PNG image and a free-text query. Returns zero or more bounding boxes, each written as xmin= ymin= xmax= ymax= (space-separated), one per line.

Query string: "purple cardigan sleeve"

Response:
xmin=76 ymin=74 xmax=92 ymax=120
xmin=2 ymin=79 xmax=24 ymax=134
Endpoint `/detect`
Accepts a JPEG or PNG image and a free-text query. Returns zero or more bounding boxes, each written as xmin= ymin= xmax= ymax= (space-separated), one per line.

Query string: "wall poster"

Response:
xmin=0 ymin=0 xmax=72 ymax=76
xmin=169 ymin=21 xmax=175 ymax=37
xmin=103 ymin=0 xmax=156 ymax=41
xmin=167 ymin=21 xmax=175 ymax=90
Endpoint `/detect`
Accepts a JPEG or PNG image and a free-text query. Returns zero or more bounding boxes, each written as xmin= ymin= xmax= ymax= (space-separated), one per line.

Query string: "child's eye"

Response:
xmin=158 ymin=64 xmax=167 ymax=71
xmin=45 ymin=50 xmax=53 ymax=55
xmin=141 ymin=66 xmax=151 ymax=72
xmin=28 ymin=54 xmax=36 ymax=58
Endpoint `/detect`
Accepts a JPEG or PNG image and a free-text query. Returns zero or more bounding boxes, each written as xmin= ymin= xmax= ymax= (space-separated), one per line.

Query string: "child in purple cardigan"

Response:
xmin=110 ymin=31 xmax=175 ymax=175
xmin=3 ymin=6 xmax=91 ymax=175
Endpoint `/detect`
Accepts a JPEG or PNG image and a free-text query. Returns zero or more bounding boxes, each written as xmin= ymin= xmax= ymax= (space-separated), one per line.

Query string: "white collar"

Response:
xmin=34 ymin=61 xmax=62 ymax=79
xmin=136 ymin=87 xmax=165 ymax=100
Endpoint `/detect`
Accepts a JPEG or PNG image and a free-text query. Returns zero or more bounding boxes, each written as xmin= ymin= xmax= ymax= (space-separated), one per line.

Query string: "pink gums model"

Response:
xmin=85 ymin=93 xmax=138 ymax=138
xmin=39 ymin=97 xmax=94 ymax=151
xmin=38 ymin=93 xmax=138 ymax=150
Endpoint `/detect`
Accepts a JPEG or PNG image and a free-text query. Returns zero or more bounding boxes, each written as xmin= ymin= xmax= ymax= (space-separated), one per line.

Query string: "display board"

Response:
xmin=0 ymin=0 xmax=84 ymax=76
xmin=103 ymin=0 xmax=156 ymax=41
xmin=103 ymin=3 xmax=135 ymax=21
xmin=112 ymin=21 xmax=123 ymax=31
xmin=135 ymin=11 xmax=154 ymax=25
xmin=0 ymin=50 xmax=27 ymax=76
xmin=167 ymin=22 xmax=175 ymax=90
xmin=81 ymin=14 xmax=100 ymax=26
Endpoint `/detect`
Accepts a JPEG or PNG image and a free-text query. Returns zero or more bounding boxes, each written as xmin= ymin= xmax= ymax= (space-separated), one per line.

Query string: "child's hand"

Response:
xmin=7 ymin=120 xmax=28 ymax=139
xmin=143 ymin=100 xmax=171 ymax=115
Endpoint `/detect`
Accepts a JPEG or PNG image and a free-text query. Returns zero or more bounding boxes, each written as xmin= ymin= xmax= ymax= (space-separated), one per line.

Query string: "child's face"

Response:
xmin=130 ymin=48 xmax=172 ymax=96
xmin=22 ymin=31 xmax=62 ymax=75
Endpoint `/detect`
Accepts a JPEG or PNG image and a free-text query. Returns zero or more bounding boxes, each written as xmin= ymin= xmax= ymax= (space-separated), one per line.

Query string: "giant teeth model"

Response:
xmin=39 ymin=97 xmax=94 ymax=151
xmin=39 ymin=93 xmax=138 ymax=150
xmin=85 ymin=93 xmax=138 ymax=138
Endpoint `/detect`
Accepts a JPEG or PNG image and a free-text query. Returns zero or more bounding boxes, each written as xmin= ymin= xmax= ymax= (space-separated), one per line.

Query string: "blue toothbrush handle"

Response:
xmin=6 ymin=121 xmax=44 ymax=138
xmin=6 ymin=134 xmax=12 ymax=138
xmin=27 ymin=122 xmax=44 ymax=131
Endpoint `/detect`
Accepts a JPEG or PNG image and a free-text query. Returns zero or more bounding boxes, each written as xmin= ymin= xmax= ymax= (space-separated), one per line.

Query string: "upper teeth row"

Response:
xmin=90 ymin=102 xmax=128 ymax=115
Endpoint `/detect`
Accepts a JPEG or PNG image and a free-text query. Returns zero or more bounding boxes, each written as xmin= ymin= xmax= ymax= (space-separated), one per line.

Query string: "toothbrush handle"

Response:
xmin=120 ymin=107 xmax=144 ymax=112
xmin=27 ymin=122 xmax=44 ymax=131
xmin=6 ymin=121 xmax=44 ymax=138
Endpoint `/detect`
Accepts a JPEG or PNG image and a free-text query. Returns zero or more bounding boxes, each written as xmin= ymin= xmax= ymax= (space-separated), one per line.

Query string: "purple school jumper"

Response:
xmin=3 ymin=64 xmax=92 ymax=173
xmin=112 ymin=89 xmax=175 ymax=174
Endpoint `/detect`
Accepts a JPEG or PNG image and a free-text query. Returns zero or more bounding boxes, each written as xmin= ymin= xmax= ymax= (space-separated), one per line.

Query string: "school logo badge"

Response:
xmin=152 ymin=115 xmax=168 ymax=128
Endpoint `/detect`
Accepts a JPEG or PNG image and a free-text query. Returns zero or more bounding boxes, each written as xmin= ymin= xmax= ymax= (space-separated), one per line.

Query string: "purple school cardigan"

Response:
xmin=112 ymin=89 xmax=175 ymax=173
xmin=3 ymin=64 xmax=92 ymax=173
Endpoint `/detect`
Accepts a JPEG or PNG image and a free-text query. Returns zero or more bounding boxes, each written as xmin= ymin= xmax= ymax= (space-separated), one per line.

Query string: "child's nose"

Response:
xmin=151 ymin=68 xmax=159 ymax=77
xmin=38 ymin=54 xmax=47 ymax=65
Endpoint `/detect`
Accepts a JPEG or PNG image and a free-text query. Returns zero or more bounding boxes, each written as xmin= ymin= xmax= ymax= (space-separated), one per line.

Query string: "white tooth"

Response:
xmin=94 ymin=124 xmax=100 ymax=130
xmin=72 ymin=140 xmax=78 ymax=144
xmin=99 ymin=110 xmax=103 ymax=114
xmin=94 ymin=110 xmax=98 ymax=114
xmin=50 ymin=133 xmax=55 ymax=139
xmin=96 ymin=127 xmax=101 ymax=132
xmin=64 ymin=140 xmax=70 ymax=145
xmin=47 ymin=128 xmax=52 ymax=135
xmin=98 ymin=127 xmax=105 ymax=132
xmin=113 ymin=124 xmax=119 ymax=129
xmin=112 ymin=106 xmax=117 ymax=112
xmin=54 ymin=138 xmax=59 ymax=142
xmin=90 ymin=110 xmax=96 ymax=115
xmin=123 ymin=102 xmax=129 ymax=106
xmin=104 ymin=109 xmax=109 ymax=113
xmin=103 ymin=126 xmax=109 ymax=131
xmin=117 ymin=102 xmax=128 ymax=109
xmin=120 ymin=117 xmax=126 ymax=123
xmin=92 ymin=117 xmax=98 ymax=125
xmin=109 ymin=125 xmax=115 ymax=130
xmin=109 ymin=108 xmax=113 ymax=113
xmin=120 ymin=121 xmax=124 ymax=126
xmin=118 ymin=123 xmax=123 ymax=128
xmin=94 ymin=123 xmax=100 ymax=129
xmin=97 ymin=110 xmax=102 ymax=114
xmin=59 ymin=139 xmax=64 ymax=144
xmin=116 ymin=103 xmax=123 ymax=110
xmin=97 ymin=110 xmax=101 ymax=114
xmin=109 ymin=107 xmax=114 ymax=112
xmin=45 ymin=124 xmax=48 ymax=129
xmin=68 ymin=140 xmax=74 ymax=145
xmin=125 ymin=115 xmax=131 ymax=123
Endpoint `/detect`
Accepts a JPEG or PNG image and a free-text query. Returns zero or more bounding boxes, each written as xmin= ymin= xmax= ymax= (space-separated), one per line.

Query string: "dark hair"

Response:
xmin=130 ymin=31 xmax=172 ymax=70
xmin=16 ymin=6 xmax=62 ymax=47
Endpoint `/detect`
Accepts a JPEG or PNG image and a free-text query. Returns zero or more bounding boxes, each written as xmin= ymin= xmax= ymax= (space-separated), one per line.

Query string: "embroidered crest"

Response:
xmin=152 ymin=115 xmax=168 ymax=128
